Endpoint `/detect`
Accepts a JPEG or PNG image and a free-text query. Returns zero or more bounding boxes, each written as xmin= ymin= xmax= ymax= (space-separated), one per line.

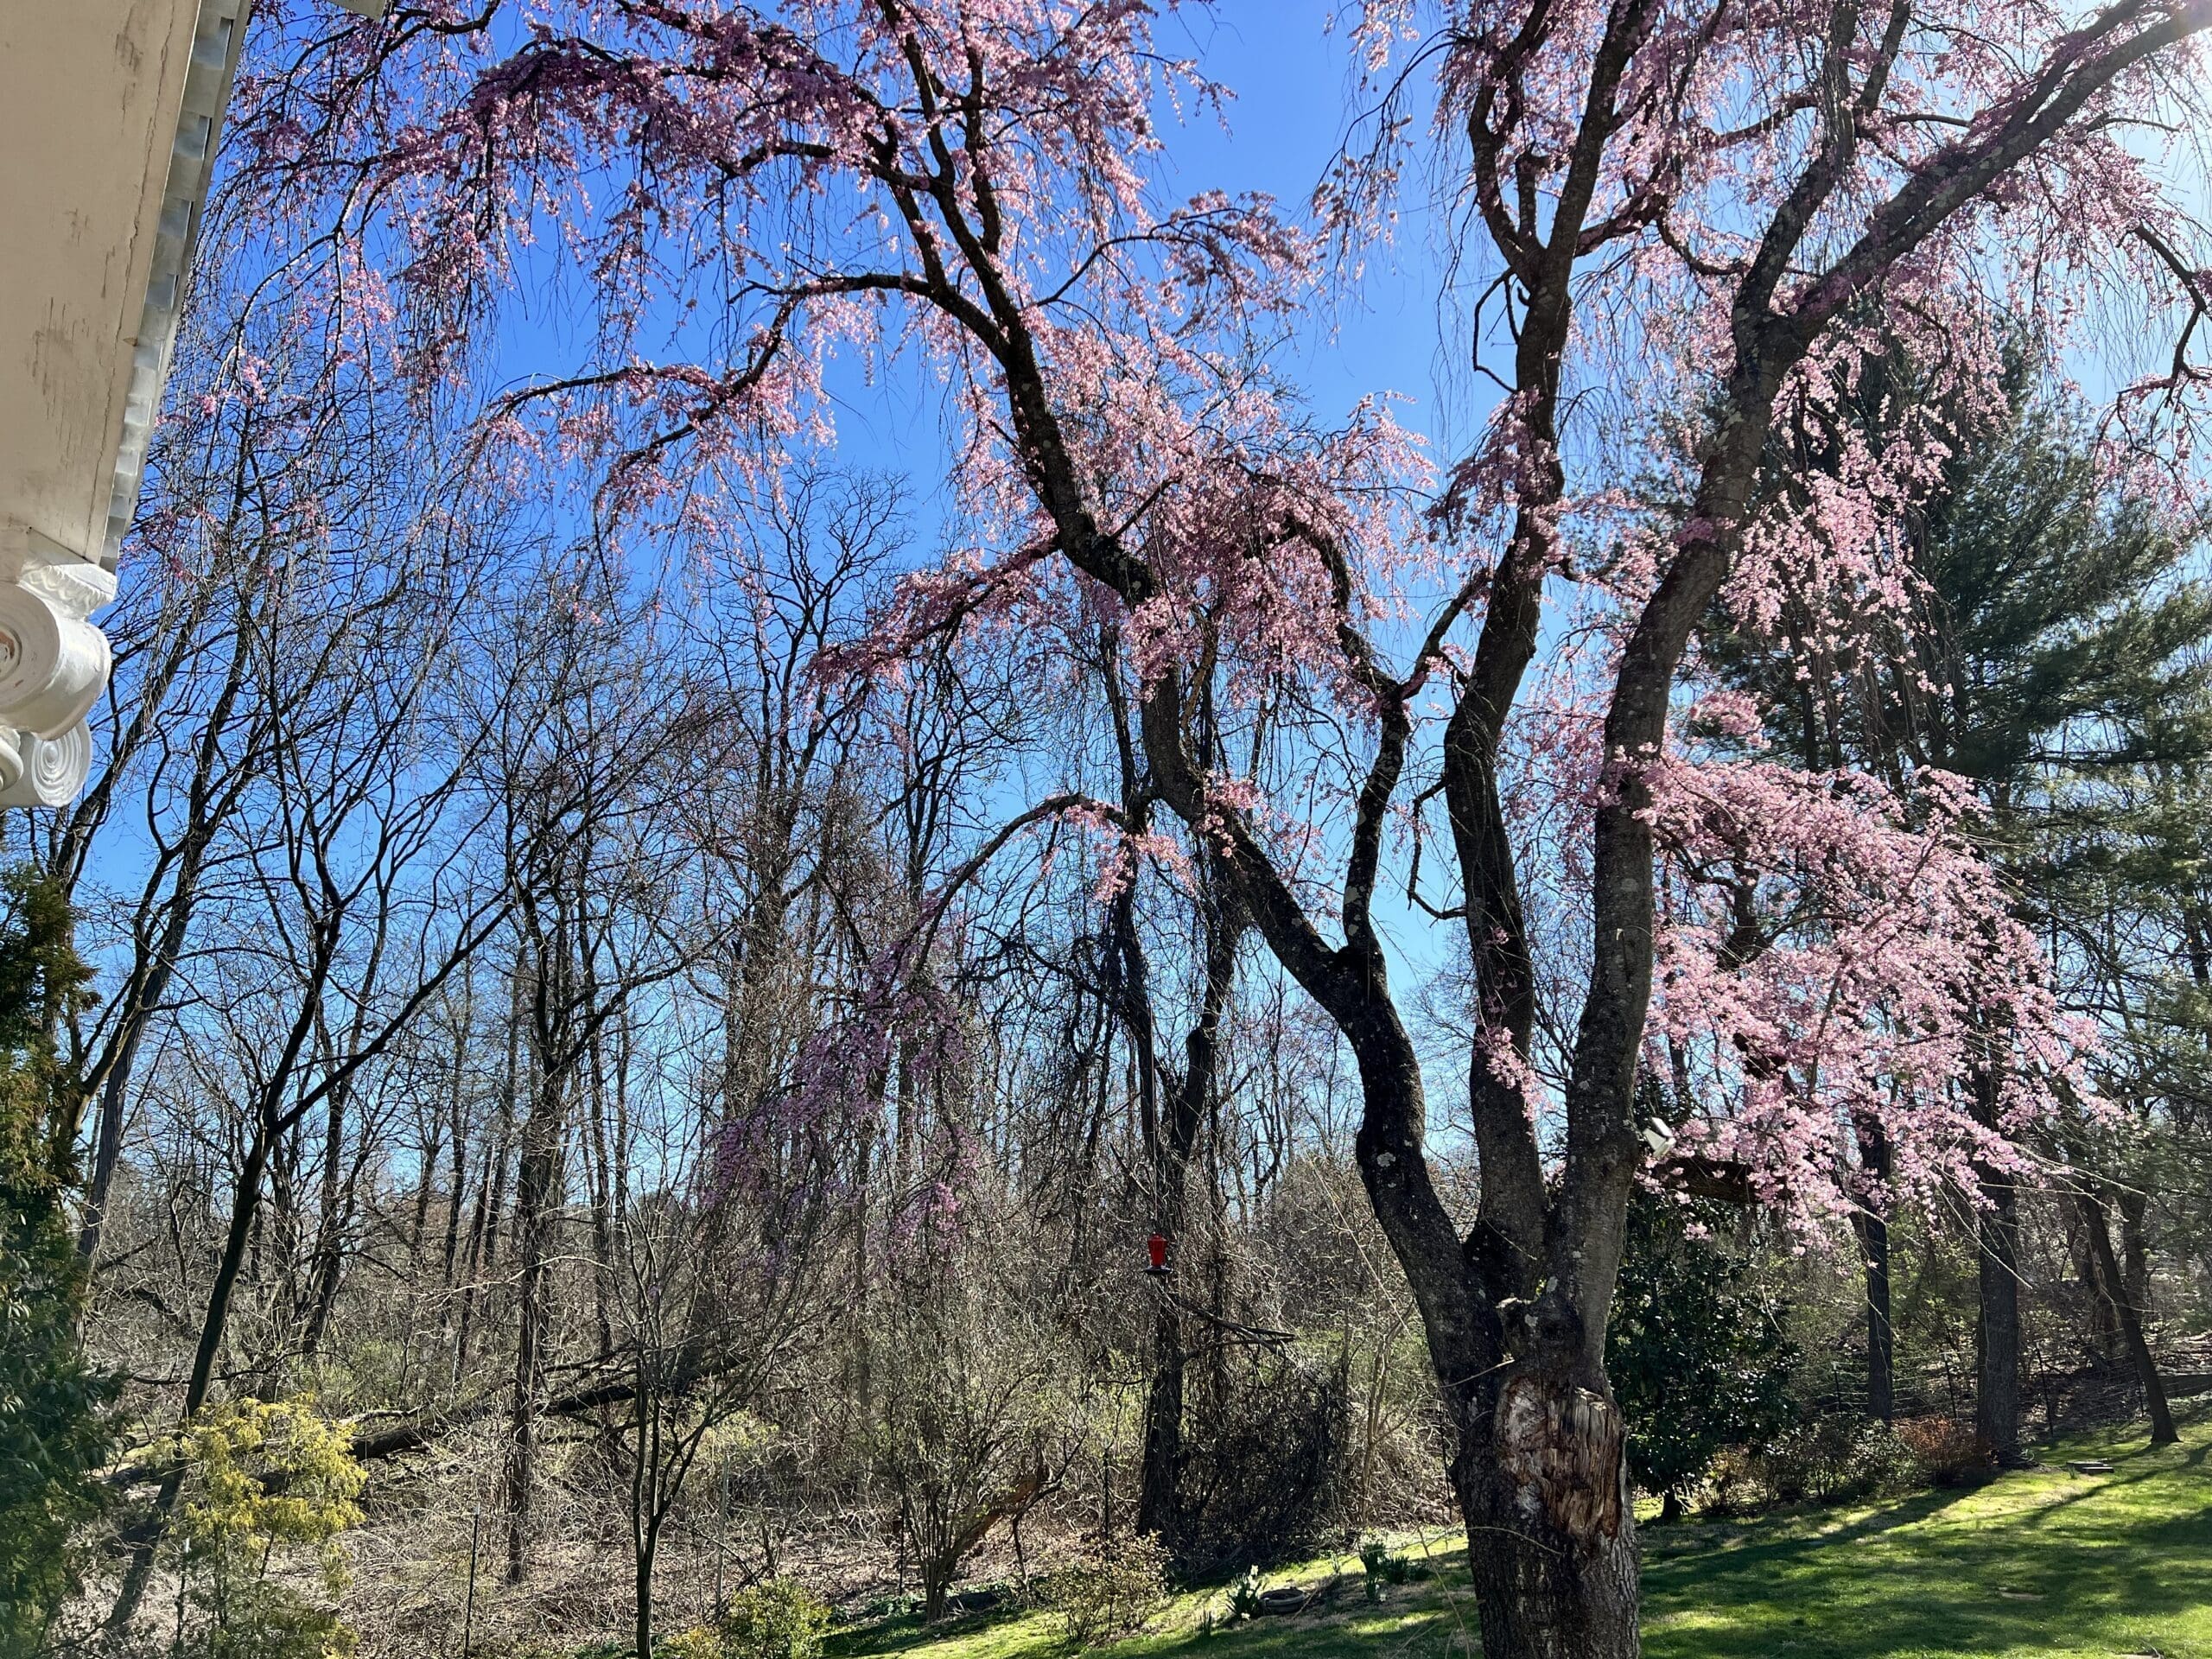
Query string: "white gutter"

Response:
xmin=0 ymin=0 xmax=252 ymax=805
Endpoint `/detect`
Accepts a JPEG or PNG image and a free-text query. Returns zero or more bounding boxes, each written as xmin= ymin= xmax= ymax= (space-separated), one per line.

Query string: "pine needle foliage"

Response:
xmin=0 ymin=868 xmax=114 ymax=1657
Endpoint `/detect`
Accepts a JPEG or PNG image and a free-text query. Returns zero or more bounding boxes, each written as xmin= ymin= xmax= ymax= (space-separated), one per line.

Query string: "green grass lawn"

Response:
xmin=830 ymin=1418 xmax=2212 ymax=1659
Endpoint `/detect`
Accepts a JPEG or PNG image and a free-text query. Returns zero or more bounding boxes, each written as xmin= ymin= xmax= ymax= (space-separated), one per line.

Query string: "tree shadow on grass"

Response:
xmin=1642 ymin=1484 xmax=1982 ymax=1565
xmin=1642 ymin=1475 xmax=2212 ymax=1658
xmin=828 ymin=1606 xmax=1046 ymax=1659
xmin=1999 ymin=1434 xmax=2210 ymax=1535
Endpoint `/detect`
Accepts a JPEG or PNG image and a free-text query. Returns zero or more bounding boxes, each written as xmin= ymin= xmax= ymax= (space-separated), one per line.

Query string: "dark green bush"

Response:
xmin=1606 ymin=1192 xmax=1798 ymax=1519
xmin=1754 ymin=1415 xmax=1923 ymax=1506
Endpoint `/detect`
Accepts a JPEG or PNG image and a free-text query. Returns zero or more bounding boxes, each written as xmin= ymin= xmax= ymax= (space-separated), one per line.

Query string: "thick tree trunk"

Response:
xmin=1452 ymin=1370 xmax=1641 ymax=1659
xmin=633 ymin=1533 xmax=658 ymax=1659
xmin=1974 ymin=1171 xmax=2025 ymax=1465
xmin=2067 ymin=1197 xmax=2122 ymax=1359
xmin=1852 ymin=1121 xmax=1895 ymax=1422
xmin=1344 ymin=1037 xmax=1642 ymax=1659
xmin=1147 ymin=785 xmax=1647 ymax=1650
xmin=1123 ymin=484 xmax=1662 ymax=1652
xmin=1853 ymin=1209 xmax=1894 ymax=1424
xmin=2118 ymin=1187 xmax=2152 ymax=1318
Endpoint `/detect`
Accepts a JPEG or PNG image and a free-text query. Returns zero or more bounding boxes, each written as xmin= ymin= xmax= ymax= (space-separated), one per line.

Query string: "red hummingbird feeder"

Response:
xmin=1144 ymin=1233 xmax=1171 ymax=1276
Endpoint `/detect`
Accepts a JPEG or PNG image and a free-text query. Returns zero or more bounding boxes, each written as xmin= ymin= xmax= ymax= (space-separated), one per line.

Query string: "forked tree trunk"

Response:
xmin=1135 ymin=677 xmax=1651 ymax=1651
xmin=1342 ymin=1037 xmax=1643 ymax=1659
xmin=2079 ymin=1185 xmax=2176 ymax=1446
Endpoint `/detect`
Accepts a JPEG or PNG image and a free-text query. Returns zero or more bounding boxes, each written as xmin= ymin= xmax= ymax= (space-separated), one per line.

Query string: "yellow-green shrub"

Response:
xmin=1043 ymin=1537 xmax=1169 ymax=1650
xmin=170 ymin=1397 xmax=365 ymax=1659
xmin=666 ymin=1578 xmax=831 ymax=1659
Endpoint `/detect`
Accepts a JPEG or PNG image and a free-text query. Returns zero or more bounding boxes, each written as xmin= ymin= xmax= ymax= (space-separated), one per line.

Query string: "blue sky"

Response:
xmin=1159 ymin=1 xmax=1478 ymax=457
xmin=808 ymin=1 xmax=1487 ymax=541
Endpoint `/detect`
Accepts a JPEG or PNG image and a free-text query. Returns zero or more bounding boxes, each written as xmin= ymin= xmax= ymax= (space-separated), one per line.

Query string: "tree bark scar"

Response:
xmin=1496 ymin=1372 xmax=1625 ymax=1545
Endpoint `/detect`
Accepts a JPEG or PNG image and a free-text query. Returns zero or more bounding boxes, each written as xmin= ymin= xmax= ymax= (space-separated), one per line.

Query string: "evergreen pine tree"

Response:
xmin=0 ymin=869 xmax=115 ymax=1656
xmin=1708 ymin=350 xmax=2212 ymax=1450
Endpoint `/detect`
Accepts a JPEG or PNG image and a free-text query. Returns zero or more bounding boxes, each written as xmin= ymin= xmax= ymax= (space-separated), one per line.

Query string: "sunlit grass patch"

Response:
xmin=823 ymin=1414 xmax=2211 ymax=1659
